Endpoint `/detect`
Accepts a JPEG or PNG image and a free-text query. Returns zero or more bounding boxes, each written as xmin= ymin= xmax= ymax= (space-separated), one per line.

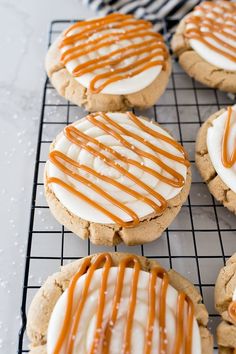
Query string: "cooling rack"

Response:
xmin=17 ymin=19 xmax=236 ymax=353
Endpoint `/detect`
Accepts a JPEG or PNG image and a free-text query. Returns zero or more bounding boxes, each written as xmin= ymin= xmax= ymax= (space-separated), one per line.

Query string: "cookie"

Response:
xmin=45 ymin=14 xmax=171 ymax=112
xmin=27 ymin=252 xmax=213 ymax=353
xmin=171 ymin=1 xmax=236 ymax=93
xmin=196 ymin=105 xmax=236 ymax=214
xmin=44 ymin=111 xmax=191 ymax=246
xmin=215 ymin=253 xmax=236 ymax=353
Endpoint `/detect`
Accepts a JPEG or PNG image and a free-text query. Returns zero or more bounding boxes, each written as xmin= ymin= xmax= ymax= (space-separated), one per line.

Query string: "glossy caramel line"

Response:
xmin=89 ymin=56 xmax=165 ymax=94
xmin=52 ymin=253 xmax=195 ymax=354
xmin=159 ymin=271 xmax=169 ymax=352
xmin=173 ymin=292 xmax=194 ymax=354
xmin=49 ymin=151 xmax=161 ymax=227
xmin=185 ymin=28 xmax=236 ymax=63
xmin=185 ymin=298 xmax=195 ymax=353
xmin=48 ymin=113 xmax=189 ymax=227
xmin=86 ymin=114 xmax=184 ymax=187
xmin=61 ymin=30 xmax=161 ymax=64
xmin=89 ymin=255 xmax=112 ymax=354
xmin=59 ymin=14 xmax=168 ymax=93
xmin=185 ymin=2 xmax=236 ymax=63
xmin=63 ymin=13 xmax=134 ymax=36
xmin=222 ymin=106 xmax=236 ymax=168
xmin=228 ymin=300 xmax=236 ymax=322
xmin=67 ymin=254 xmax=112 ymax=354
xmin=127 ymin=112 xmax=188 ymax=158
xmin=64 ymin=125 xmax=168 ymax=210
xmin=191 ymin=19 xmax=236 ymax=41
xmin=123 ymin=258 xmax=141 ymax=354
xmin=195 ymin=2 xmax=236 ymax=24
xmin=144 ymin=267 xmax=166 ymax=354
xmin=52 ymin=258 xmax=91 ymax=354
xmin=61 ymin=16 xmax=138 ymax=47
xmin=47 ymin=177 xmax=139 ymax=228
xmin=102 ymin=257 xmax=140 ymax=354
xmin=72 ymin=43 xmax=166 ymax=76
xmin=186 ymin=22 xmax=236 ymax=51
xmin=64 ymin=123 xmax=179 ymax=186
xmin=62 ymin=17 xmax=151 ymax=47
xmin=173 ymin=292 xmax=185 ymax=354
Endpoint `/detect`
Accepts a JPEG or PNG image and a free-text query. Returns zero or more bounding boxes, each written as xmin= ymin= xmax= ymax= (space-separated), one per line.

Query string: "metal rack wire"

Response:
xmin=17 ymin=19 xmax=236 ymax=353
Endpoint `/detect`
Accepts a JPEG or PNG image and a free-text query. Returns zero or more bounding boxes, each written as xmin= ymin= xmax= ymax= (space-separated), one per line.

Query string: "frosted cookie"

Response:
xmin=45 ymin=14 xmax=171 ymax=112
xmin=27 ymin=252 xmax=213 ymax=354
xmin=171 ymin=1 xmax=236 ymax=93
xmin=44 ymin=112 xmax=191 ymax=246
xmin=196 ymin=105 xmax=236 ymax=213
xmin=215 ymin=253 xmax=236 ymax=354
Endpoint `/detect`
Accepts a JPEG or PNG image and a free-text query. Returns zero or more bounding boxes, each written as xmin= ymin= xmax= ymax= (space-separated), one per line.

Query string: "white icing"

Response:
xmin=233 ymin=287 xmax=236 ymax=301
xmin=60 ymin=20 xmax=166 ymax=94
xmin=186 ymin=2 xmax=236 ymax=71
xmin=207 ymin=105 xmax=236 ymax=193
xmin=47 ymin=112 xmax=187 ymax=224
xmin=47 ymin=267 xmax=201 ymax=354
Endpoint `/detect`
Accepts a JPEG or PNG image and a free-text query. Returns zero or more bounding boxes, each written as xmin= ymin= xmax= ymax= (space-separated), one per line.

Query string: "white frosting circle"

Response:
xmin=207 ymin=105 xmax=236 ymax=193
xmin=186 ymin=2 xmax=236 ymax=71
xmin=47 ymin=112 xmax=187 ymax=224
xmin=60 ymin=19 xmax=167 ymax=94
xmin=47 ymin=267 xmax=201 ymax=354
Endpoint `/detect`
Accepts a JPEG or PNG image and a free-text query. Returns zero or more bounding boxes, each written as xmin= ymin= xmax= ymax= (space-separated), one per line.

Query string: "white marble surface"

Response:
xmin=0 ymin=1 xmax=95 ymax=351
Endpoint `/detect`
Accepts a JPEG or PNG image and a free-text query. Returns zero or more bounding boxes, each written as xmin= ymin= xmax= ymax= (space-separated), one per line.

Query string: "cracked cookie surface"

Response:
xmin=195 ymin=108 xmax=236 ymax=214
xmin=215 ymin=253 xmax=236 ymax=354
xmin=171 ymin=16 xmax=236 ymax=94
xmin=45 ymin=37 xmax=171 ymax=112
xmin=27 ymin=252 xmax=213 ymax=354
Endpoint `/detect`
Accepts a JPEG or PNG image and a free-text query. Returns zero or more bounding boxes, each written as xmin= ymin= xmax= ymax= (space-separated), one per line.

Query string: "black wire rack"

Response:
xmin=17 ymin=19 xmax=236 ymax=353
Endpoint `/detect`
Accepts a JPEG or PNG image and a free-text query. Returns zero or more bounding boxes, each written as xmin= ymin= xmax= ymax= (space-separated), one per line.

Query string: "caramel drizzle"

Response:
xmin=222 ymin=106 xmax=236 ymax=168
xmin=52 ymin=253 xmax=195 ymax=354
xmin=184 ymin=2 xmax=236 ymax=63
xmin=59 ymin=14 xmax=168 ymax=93
xmin=48 ymin=113 xmax=189 ymax=227
xmin=228 ymin=297 xmax=236 ymax=353
xmin=228 ymin=300 xmax=236 ymax=322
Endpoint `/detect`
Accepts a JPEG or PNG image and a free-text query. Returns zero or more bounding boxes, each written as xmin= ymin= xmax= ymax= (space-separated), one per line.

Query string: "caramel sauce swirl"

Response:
xmin=184 ymin=1 xmax=236 ymax=63
xmin=48 ymin=113 xmax=189 ymax=227
xmin=52 ymin=253 xmax=195 ymax=354
xmin=222 ymin=106 xmax=236 ymax=168
xmin=59 ymin=14 xmax=168 ymax=93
